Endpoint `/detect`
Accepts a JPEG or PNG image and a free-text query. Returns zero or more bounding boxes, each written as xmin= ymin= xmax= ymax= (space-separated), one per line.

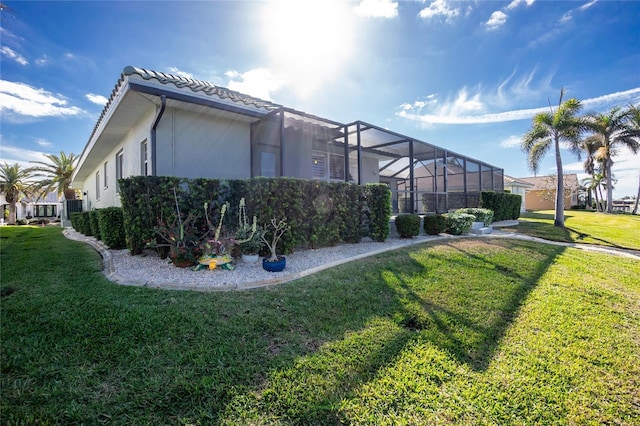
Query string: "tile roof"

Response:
xmin=122 ymin=66 xmax=281 ymax=111
xmin=87 ymin=66 xmax=281 ymax=148
xmin=504 ymin=175 xmax=535 ymax=187
xmin=517 ymin=174 xmax=580 ymax=190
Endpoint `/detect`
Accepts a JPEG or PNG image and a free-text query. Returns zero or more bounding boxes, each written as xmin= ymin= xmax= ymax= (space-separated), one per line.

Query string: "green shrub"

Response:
xmin=423 ymin=214 xmax=448 ymax=235
xmin=70 ymin=212 xmax=82 ymax=231
xmin=81 ymin=211 xmax=93 ymax=236
xmin=455 ymin=208 xmax=494 ymax=226
xmin=480 ymin=191 xmax=521 ymax=221
xmin=395 ymin=214 xmax=421 ymax=238
xmin=89 ymin=210 xmax=101 ymax=240
xmin=97 ymin=207 xmax=126 ymax=249
xmin=444 ymin=213 xmax=475 ymax=235
xmin=119 ymin=176 xmax=369 ymax=254
xmin=363 ymin=184 xmax=391 ymax=242
xmin=16 ymin=218 xmax=27 ymax=225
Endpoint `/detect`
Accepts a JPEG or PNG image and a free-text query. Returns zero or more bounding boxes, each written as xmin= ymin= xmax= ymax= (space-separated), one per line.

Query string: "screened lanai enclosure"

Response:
xmin=251 ymin=108 xmax=504 ymax=214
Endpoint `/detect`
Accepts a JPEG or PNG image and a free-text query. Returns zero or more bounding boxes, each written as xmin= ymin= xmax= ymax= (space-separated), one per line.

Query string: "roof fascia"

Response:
xmin=128 ymin=81 xmax=266 ymax=119
xmin=71 ymin=79 xmax=131 ymax=186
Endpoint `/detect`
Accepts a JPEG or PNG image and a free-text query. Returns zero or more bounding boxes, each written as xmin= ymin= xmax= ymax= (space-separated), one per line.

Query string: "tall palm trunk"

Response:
xmin=8 ymin=202 xmax=17 ymax=225
xmin=593 ymin=185 xmax=601 ymax=212
xmin=597 ymin=183 xmax=606 ymax=211
xmin=633 ymin=173 xmax=640 ymax=215
xmin=554 ymin=135 xmax=565 ymax=226
xmin=605 ymin=157 xmax=614 ymax=213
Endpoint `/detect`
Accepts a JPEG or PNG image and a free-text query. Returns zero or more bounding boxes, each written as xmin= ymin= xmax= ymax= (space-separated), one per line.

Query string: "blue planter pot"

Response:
xmin=262 ymin=256 xmax=286 ymax=272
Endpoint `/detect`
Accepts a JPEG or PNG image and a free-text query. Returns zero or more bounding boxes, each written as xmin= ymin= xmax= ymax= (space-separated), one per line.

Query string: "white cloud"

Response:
xmin=485 ymin=11 xmax=508 ymax=30
xmin=582 ymin=87 xmax=640 ymax=107
xmin=353 ymin=0 xmax=398 ymax=18
xmin=488 ymin=0 xmax=534 ymax=31
xmin=397 ymin=85 xmax=640 ymax=125
xmin=0 ymin=80 xmax=84 ymax=120
xmin=36 ymin=138 xmax=52 ymax=147
xmin=506 ymin=0 xmax=535 ymax=11
xmin=0 ymin=145 xmax=50 ymax=171
xmin=168 ymin=67 xmax=193 ymax=79
xmin=85 ymin=93 xmax=108 ymax=106
xmin=64 ymin=53 xmax=75 ymax=59
xmin=1 ymin=46 xmax=28 ymax=65
xmin=418 ymin=0 xmax=460 ymax=22
xmin=500 ymin=135 xmax=523 ymax=148
xmin=225 ymin=68 xmax=283 ymax=101
xmin=579 ymin=0 xmax=598 ymax=11
xmin=35 ymin=55 xmax=48 ymax=66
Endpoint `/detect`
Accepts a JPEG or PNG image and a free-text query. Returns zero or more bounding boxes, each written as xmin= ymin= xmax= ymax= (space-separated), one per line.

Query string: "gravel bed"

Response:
xmin=110 ymin=236 xmax=435 ymax=290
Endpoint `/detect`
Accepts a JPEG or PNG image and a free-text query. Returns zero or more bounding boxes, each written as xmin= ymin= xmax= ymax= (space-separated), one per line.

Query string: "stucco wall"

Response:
xmin=155 ymin=108 xmax=252 ymax=179
xmin=524 ymin=189 xmax=574 ymax=211
xmin=81 ymin=109 xmax=155 ymax=210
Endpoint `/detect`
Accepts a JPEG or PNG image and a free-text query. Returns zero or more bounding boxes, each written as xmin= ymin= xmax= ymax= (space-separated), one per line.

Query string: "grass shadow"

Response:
xmin=1 ymin=228 xmax=566 ymax=424
xmin=381 ymin=238 xmax=565 ymax=371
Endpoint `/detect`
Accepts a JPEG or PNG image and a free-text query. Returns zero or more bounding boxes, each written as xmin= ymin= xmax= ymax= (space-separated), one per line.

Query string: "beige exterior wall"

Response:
xmin=524 ymin=189 xmax=574 ymax=211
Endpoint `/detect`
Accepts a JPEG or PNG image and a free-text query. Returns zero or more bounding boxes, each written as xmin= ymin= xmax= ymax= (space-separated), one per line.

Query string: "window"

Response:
xmin=115 ymin=149 xmax=124 ymax=193
xmin=95 ymin=171 xmax=100 ymax=200
xmin=312 ymin=152 xmax=326 ymax=180
xmin=141 ymin=139 xmax=148 ymax=176
xmin=103 ymin=161 xmax=108 ymax=189
xmin=329 ymin=153 xmax=345 ymax=180
xmin=260 ymin=151 xmax=276 ymax=177
xmin=312 ymin=151 xmax=345 ymax=181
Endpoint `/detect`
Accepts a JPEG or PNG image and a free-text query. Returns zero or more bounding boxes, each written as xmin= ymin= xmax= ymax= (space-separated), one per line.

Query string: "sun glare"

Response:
xmin=261 ymin=0 xmax=355 ymax=97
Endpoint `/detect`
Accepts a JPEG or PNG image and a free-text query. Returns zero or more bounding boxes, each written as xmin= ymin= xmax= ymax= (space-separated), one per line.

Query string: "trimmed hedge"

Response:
xmin=70 ymin=212 xmax=82 ymax=233
xmin=455 ymin=208 xmax=494 ymax=226
xmin=97 ymin=207 xmax=126 ymax=249
xmin=363 ymin=183 xmax=392 ymax=242
xmin=81 ymin=211 xmax=93 ymax=236
xmin=395 ymin=214 xmax=421 ymax=238
xmin=424 ymin=214 xmax=448 ymax=235
xmin=88 ymin=210 xmax=101 ymax=240
xmin=480 ymin=191 xmax=521 ymax=221
xmin=119 ymin=176 xmax=386 ymax=255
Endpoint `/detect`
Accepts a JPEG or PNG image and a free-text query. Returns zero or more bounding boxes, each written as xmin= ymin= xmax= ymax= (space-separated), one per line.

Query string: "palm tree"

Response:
xmin=28 ymin=151 xmax=79 ymax=200
xmin=585 ymin=106 xmax=640 ymax=213
xmin=582 ymin=173 xmax=605 ymax=212
xmin=0 ymin=163 xmax=33 ymax=225
xmin=580 ymin=136 xmax=604 ymax=210
xmin=521 ymin=90 xmax=586 ymax=227
xmin=624 ymin=105 xmax=640 ymax=214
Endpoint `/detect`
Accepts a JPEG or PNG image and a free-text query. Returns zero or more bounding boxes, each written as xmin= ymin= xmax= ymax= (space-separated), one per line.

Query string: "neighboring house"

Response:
xmin=0 ymin=191 xmax=62 ymax=221
xmin=517 ymin=174 xmax=580 ymax=211
xmin=503 ymin=175 xmax=535 ymax=212
xmin=71 ymin=66 xmax=504 ymax=214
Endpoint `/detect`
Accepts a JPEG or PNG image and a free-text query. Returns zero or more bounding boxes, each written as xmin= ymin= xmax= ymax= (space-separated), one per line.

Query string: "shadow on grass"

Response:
xmin=381 ymin=238 xmax=565 ymax=371
xmin=219 ymin=239 xmax=565 ymax=424
xmin=2 ymin=228 xmax=566 ymax=424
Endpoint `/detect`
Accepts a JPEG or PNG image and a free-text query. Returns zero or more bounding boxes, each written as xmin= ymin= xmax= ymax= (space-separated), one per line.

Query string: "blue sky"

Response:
xmin=1 ymin=0 xmax=639 ymax=197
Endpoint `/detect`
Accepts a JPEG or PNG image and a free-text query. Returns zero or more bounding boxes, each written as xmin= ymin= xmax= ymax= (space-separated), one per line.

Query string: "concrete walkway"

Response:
xmin=63 ymin=223 xmax=639 ymax=292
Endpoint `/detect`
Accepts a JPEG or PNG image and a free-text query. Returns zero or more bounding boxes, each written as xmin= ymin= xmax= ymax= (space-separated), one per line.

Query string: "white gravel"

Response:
xmin=108 ymin=235 xmax=436 ymax=291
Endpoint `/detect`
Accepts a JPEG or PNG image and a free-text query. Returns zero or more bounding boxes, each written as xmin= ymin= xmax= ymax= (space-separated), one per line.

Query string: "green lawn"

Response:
xmin=500 ymin=209 xmax=640 ymax=251
xmin=1 ymin=226 xmax=639 ymax=425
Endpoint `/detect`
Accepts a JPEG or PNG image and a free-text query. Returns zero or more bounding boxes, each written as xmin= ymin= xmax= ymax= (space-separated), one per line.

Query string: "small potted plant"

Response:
xmin=261 ymin=218 xmax=289 ymax=272
xmin=232 ymin=198 xmax=264 ymax=263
